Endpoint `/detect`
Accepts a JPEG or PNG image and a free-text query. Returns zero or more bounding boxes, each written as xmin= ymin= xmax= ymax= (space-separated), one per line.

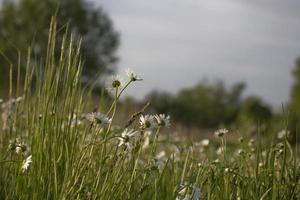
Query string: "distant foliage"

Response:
xmin=0 ymin=0 xmax=119 ymax=92
xmin=237 ymin=96 xmax=273 ymax=126
xmin=147 ymin=81 xmax=273 ymax=128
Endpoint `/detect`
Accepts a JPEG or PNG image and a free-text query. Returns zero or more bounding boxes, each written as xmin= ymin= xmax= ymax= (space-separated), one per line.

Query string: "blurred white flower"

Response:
xmin=248 ymin=139 xmax=255 ymax=147
xmin=176 ymin=183 xmax=201 ymax=200
xmin=142 ymin=131 xmax=152 ymax=149
xmin=214 ymin=128 xmax=228 ymax=138
xmin=9 ymin=138 xmax=29 ymax=156
xmin=154 ymin=151 xmax=167 ymax=169
xmin=140 ymin=115 xmax=157 ymax=130
xmin=276 ymin=142 xmax=284 ymax=149
xmin=118 ymin=129 xmax=139 ymax=150
xmin=105 ymin=75 xmax=124 ymax=92
xmin=21 ymin=155 xmax=32 ymax=173
xmin=238 ymin=137 xmax=244 ymax=143
xmin=86 ymin=112 xmax=111 ymax=125
xmin=177 ymin=184 xmax=187 ymax=197
xmin=15 ymin=146 xmax=22 ymax=155
xmin=216 ymin=146 xmax=226 ymax=155
xmin=212 ymin=159 xmax=220 ymax=164
xmin=200 ymin=139 xmax=209 ymax=147
xmin=111 ymin=75 xmax=123 ymax=89
xmin=277 ymin=129 xmax=290 ymax=139
xmin=236 ymin=149 xmax=245 ymax=156
xmin=62 ymin=114 xmax=82 ymax=129
xmin=126 ymin=68 xmax=143 ymax=81
xmin=154 ymin=114 xmax=171 ymax=128
xmin=191 ymin=185 xmax=201 ymax=200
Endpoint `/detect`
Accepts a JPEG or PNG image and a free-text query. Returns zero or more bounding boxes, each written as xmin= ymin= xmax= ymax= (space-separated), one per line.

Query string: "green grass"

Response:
xmin=0 ymin=19 xmax=299 ymax=200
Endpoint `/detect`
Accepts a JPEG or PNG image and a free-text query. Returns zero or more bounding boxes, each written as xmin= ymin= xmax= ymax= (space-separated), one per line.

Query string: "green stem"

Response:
xmin=151 ymin=127 xmax=161 ymax=156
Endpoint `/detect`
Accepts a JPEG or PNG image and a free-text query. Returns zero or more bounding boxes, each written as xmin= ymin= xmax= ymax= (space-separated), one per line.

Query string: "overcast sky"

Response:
xmin=93 ymin=0 xmax=300 ymax=108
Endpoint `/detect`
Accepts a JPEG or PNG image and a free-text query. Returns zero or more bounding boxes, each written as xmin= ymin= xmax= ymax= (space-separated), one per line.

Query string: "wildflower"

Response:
xmin=62 ymin=114 xmax=82 ymax=128
xmin=216 ymin=146 xmax=225 ymax=155
xmin=118 ymin=129 xmax=139 ymax=150
xmin=154 ymin=114 xmax=171 ymax=128
xmin=237 ymin=149 xmax=245 ymax=156
xmin=126 ymin=68 xmax=143 ymax=81
xmin=139 ymin=115 xmax=157 ymax=130
xmin=8 ymin=139 xmax=16 ymax=152
xmin=154 ymin=151 xmax=167 ymax=169
xmin=176 ymin=183 xmax=201 ymax=200
xmin=277 ymin=149 xmax=284 ymax=156
xmin=212 ymin=159 xmax=220 ymax=164
xmin=200 ymin=139 xmax=209 ymax=147
xmin=214 ymin=128 xmax=228 ymax=138
xmin=277 ymin=129 xmax=290 ymax=139
xmin=276 ymin=142 xmax=284 ymax=149
xmin=86 ymin=112 xmax=111 ymax=125
xmin=15 ymin=146 xmax=22 ymax=154
xmin=248 ymin=139 xmax=255 ymax=147
xmin=21 ymin=155 xmax=32 ymax=173
xmin=8 ymin=138 xmax=29 ymax=156
xmin=111 ymin=75 xmax=123 ymax=89
xmin=191 ymin=185 xmax=201 ymax=200
xmin=238 ymin=137 xmax=244 ymax=143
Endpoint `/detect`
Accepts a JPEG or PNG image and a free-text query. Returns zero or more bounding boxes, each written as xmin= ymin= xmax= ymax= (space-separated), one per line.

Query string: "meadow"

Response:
xmin=0 ymin=20 xmax=299 ymax=200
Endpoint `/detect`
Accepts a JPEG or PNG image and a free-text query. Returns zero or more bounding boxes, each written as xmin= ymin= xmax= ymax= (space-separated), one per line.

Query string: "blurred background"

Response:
xmin=0 ymin=0 xmax=300 ymax=140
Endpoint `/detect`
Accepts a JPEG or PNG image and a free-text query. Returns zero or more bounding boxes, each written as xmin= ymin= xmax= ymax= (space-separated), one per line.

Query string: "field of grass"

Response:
xmin=0 ymin=20 xmax=300 ymax=200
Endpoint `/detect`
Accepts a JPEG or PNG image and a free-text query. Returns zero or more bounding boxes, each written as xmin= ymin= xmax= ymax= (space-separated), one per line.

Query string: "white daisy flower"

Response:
xmin=277 ymin=129 xmax=290 ymax=139
xmin=139 ymin=115 xmax=157 ymax=130
xmin=126 ymin=68 xmax=143 ymax=81
xmin=110 ymin=75 xmax=123 ymax=89
xmin=86 ymin=112 xmax=111 ymax=125
xmin=154 ymin=114 xmax=171 ymax=128
xmin=118 ymin=129 xmax=139 ymax=150
xmin=21 ymin=155 xmax=32 ymax=173
xmin=15 ymin=146 xmax=22 ymax=155
xmin=214 ymin=128 xmax=229 ymax=138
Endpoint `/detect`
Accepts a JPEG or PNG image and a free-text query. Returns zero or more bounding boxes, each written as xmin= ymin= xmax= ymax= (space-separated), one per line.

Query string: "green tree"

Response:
xmin=147 ymin=81 xmax=245 ymax=129
xmin=238 ymin=96 xmax=272 ymax=125
xmin=0 ymin=0 xmax=119 ymax=94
